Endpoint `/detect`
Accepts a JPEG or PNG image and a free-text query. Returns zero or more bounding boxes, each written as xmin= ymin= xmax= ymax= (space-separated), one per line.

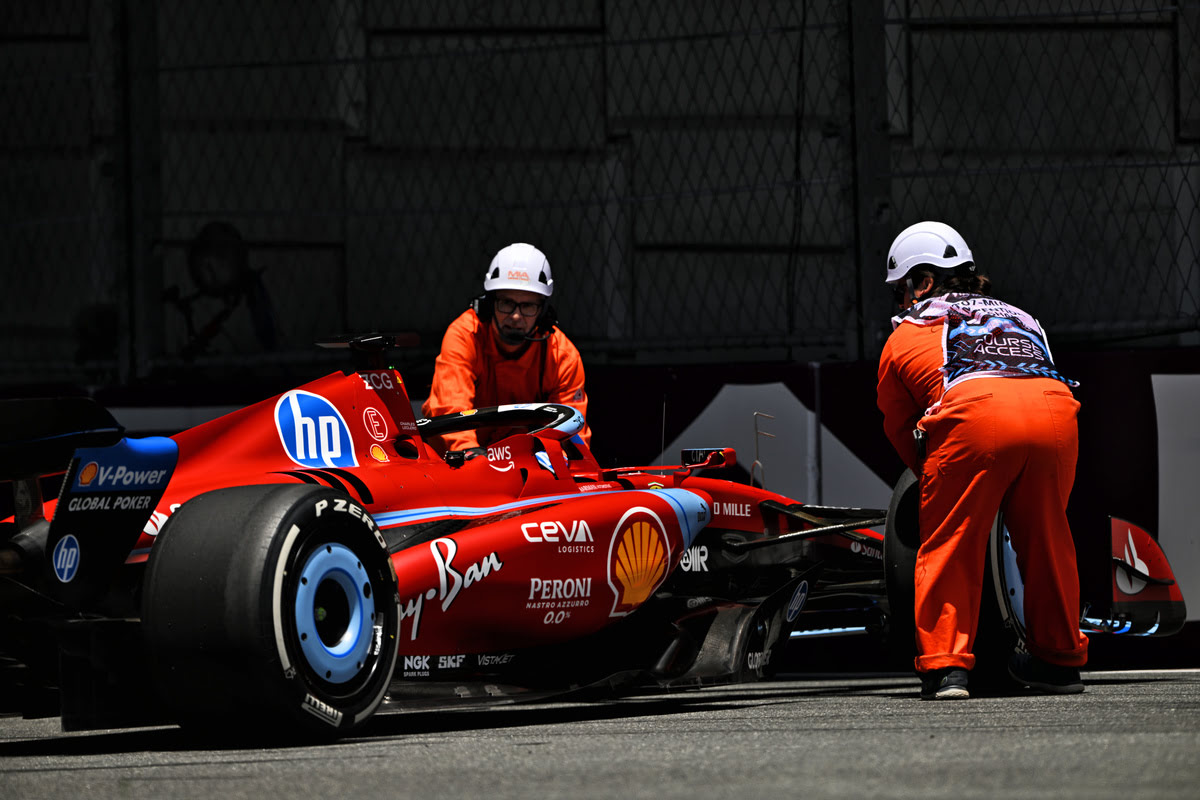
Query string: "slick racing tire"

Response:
xmin=883 ymin=470 xmax=921 ymax=669
xmin=883 ymin=470 xmax=1021 ymax=689
xmin=142 ymin=484 xmax=400 ymax=740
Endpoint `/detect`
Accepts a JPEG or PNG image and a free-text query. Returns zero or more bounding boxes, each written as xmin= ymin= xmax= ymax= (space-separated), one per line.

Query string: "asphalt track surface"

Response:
xmin=1 ymin=669 xmax=1197 ymax=800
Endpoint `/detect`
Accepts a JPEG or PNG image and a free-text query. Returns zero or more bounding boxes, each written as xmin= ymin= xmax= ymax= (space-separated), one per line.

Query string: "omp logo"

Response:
xmin=77 ymin=462 xmax=99 ymax=486
xmin=275 ymin=390 xmax=357 ymax=468
xmin=507 ymin=269 xmax=529 ymax=282
xmin=52 ymin=535 xmax=81 ymax=583
xmin=607 ymin=507 xmax=670 ymax=617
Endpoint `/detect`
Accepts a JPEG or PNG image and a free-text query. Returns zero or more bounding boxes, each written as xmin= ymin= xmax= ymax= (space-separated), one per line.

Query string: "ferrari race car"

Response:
xmin=0 ymin=334 xmax=1187 ymax=739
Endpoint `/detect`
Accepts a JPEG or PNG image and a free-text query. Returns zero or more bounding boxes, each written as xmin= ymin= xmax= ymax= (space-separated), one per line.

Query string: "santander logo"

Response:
xmin=1115 ymin=529 xmax=1149 ymax=596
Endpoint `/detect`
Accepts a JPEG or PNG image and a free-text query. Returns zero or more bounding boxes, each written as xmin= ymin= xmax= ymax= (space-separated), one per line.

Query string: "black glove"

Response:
xmin=444 ymin=446 xmax=486 ymax=467
xmin=913 ymin=428 xmax=927 ymax=463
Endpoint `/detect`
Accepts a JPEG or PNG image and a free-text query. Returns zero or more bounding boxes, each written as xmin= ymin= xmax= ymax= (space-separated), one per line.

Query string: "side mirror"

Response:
xmin=680 ymin=447 xmax=736 ymax=469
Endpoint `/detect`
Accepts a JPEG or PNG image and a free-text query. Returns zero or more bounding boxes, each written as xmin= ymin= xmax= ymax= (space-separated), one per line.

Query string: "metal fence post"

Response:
xmin=116 ymin=0 xmax=163 ymax=382
xmin=848 ymin=1 xmax=892 ymax=361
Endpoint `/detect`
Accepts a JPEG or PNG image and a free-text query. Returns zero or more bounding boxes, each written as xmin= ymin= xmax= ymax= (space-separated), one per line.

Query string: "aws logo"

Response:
xmin=607 ymin=507 xmax=670 ymax=617
xmin=275 ymin=390 xmax=358 ymax=468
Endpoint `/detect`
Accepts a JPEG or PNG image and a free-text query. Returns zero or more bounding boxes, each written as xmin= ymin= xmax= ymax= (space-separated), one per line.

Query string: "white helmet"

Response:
xmin=483 ymin=243 xmax=553 ymax=297
xmin=886 ymin=221 xmax=975 ymax=284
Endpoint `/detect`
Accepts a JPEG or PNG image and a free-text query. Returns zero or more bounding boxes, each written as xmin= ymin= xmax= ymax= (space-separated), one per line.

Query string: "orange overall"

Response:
xmin=877 ymin=293 xmax=1088 ymax=673
xmin=422 ymin=308 xmax=591 ymax=452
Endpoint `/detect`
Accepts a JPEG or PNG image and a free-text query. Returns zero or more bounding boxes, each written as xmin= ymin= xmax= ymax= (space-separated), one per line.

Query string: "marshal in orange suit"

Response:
xmin=876 ymin=221 xmax=1088 ymax=700
xmin=422 ymin=243 xmax=591 ymax=454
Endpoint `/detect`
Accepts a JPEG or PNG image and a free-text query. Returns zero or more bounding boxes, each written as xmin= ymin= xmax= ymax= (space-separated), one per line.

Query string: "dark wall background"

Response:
xmin=1 ymin=2 xmax=1197 ymax=666
xmin=1 ymin=1 xmax=1197 ymax=391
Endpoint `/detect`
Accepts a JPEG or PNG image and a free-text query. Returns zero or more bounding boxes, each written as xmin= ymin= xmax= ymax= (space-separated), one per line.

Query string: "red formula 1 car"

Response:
xmin=0 ymin=335 xmax=1186 ymax=739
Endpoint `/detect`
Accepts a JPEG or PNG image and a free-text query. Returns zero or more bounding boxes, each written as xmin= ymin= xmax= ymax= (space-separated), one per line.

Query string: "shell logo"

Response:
xmin=77 ymin=461 xmax=99 ymax=486
xmin=607 ymin=507 xmax=670 ymax=617
xmin=369 ymin=444 xmax=390 ymax=463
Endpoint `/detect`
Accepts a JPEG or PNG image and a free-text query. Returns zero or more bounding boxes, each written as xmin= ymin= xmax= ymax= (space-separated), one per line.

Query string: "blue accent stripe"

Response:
xmin=648 ymin=488 xmax=709 ymax=548
xmin=789 ymin=626 xmax=868 ymax=638
xmin=372 ymin=490 xmax=618 ymax=527
xmin=374 ymin=488 xmax=709 ymax=539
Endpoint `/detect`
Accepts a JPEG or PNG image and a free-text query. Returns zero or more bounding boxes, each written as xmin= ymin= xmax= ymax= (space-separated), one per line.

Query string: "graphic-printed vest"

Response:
xmin=892 ymin=293 xmax=1076 ymax=392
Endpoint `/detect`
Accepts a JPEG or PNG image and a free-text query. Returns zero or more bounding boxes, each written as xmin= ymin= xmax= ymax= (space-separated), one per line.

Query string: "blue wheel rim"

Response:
xmin=294 ymin=542 xmax=375 ymax=684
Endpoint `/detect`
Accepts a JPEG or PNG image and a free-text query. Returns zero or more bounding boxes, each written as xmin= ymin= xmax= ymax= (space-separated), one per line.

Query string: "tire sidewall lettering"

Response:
xmin=268 ymin=490 xmax=398 ymax=729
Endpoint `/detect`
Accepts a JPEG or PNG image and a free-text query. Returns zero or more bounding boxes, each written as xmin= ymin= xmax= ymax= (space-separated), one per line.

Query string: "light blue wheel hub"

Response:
xmin=294 ymin=542 xmax=375 ymax=684
xmin=999 ymin=524 xmax=1027 ymax=633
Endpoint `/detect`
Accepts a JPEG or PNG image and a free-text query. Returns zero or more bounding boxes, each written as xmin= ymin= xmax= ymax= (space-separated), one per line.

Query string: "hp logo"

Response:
xmin=786 ymin=580 xmax=809 ymax=622
xmin=52 ymin=535 xmax=81 ymax=583
xmin=275 ymin=391 xmax=358 ymax=468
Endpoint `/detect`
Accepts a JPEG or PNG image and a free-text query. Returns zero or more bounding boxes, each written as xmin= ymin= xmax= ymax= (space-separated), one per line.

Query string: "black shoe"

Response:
xmin=919 ymin=667 xmax=970 ymax=700
xmin=1008 ymin=652 xmax=1084 ymax=694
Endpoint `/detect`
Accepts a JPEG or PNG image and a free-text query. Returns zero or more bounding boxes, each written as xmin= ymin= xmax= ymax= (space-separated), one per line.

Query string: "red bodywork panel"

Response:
xmin=60 ymin=369 xmax=750 ymax=656
xmin=30 ymin=367 xmax=884 ymax=663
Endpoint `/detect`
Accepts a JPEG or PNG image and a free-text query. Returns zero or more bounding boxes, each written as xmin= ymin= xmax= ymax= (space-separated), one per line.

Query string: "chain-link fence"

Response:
xmin=882 ymin=0 xmax=1200 ymax=345
xmin=2 ymin=1 xmax=1197 ymax=390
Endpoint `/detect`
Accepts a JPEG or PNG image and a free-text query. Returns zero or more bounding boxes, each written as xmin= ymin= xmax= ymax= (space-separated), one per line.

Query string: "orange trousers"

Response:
xmin=914 ymin=377 xmax=1089 ymax=672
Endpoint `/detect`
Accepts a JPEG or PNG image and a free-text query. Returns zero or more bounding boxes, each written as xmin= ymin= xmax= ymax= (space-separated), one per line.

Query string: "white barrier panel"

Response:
xmin=1153 ymin=374 xmax=1200 ymax=621
xmin=655 ymin=382 xmax=892 ymax=511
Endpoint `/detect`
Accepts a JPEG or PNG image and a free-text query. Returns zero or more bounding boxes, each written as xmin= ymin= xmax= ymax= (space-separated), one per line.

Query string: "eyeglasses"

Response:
xmin=891 ymin=283 xmax=909 ymax=307
xmin=495 ymin=298 xmax=544 ymax=317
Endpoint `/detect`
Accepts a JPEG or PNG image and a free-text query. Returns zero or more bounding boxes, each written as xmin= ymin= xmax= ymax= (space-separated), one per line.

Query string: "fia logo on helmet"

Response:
xmin=275 ymin=390 xmax=358 ymax=468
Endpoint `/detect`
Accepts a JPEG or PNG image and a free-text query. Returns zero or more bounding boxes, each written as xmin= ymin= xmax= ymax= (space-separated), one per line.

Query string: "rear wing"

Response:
xmin=2 ymin=398 xmax=176 ymax=610
xmin=0 ymin=397 xmax=124 ymax=529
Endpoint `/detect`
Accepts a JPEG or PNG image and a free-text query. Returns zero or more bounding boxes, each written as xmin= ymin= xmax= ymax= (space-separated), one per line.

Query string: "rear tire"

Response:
xmin=142 ymin=484 xmax=400 ymax=740
xmin=883 ymin=470 xmax=920 ymax=669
